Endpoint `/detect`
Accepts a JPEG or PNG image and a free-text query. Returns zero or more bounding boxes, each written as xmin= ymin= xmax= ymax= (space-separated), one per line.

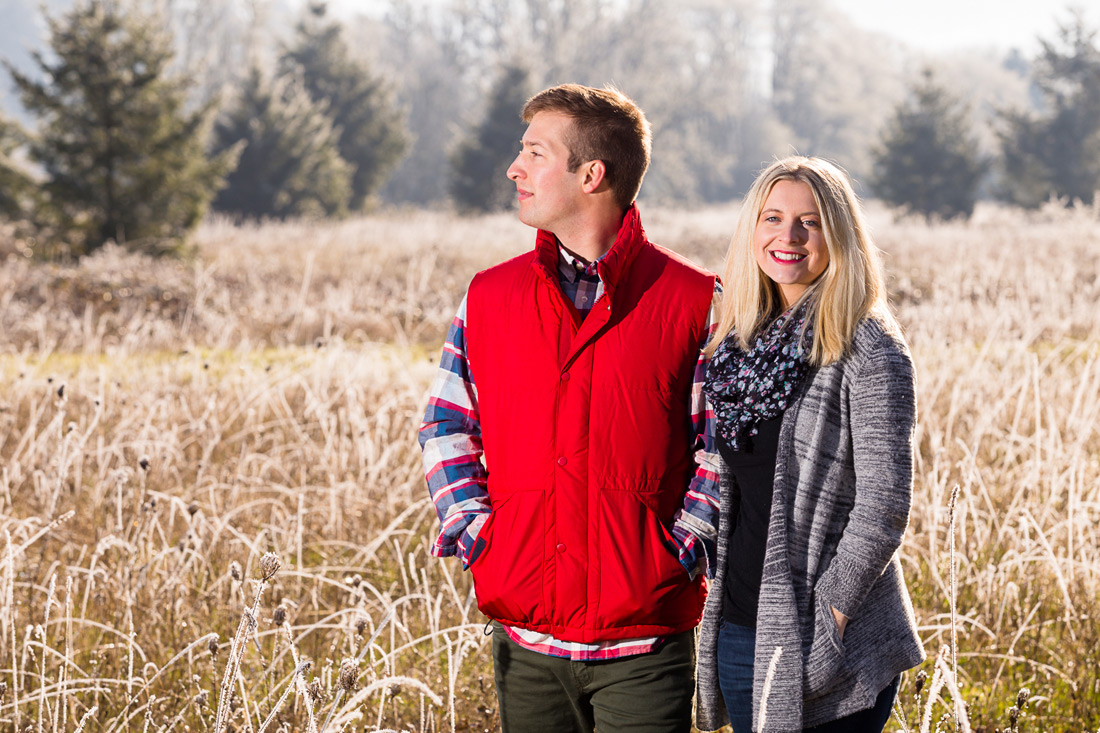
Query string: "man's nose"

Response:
xmin=506 ymin=155 xmax=523 ymax=181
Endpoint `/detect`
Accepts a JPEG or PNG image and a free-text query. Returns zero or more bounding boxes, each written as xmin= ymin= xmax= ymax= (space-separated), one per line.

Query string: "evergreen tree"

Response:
xmin=997 ymin=12 xmax=1100 ymax=207
xmin=449 ymin=64 xmax=530 ymax=214
xmin=4 ymin=0 xmax=234 ymax=255
xmin=871 ymin=70 xmax=987 ymax=221
xmin=280 ymin=2 xmax=406 ymax=211
xmin=212 ymin=68 xmax=351 ymax=220
xmin=0 ymin=116 xmax=33 ymax=222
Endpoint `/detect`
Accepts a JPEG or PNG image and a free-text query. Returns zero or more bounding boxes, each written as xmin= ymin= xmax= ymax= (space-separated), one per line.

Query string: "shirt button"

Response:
xmin=557 ymin=457 xmax=567 ymax=466
xmin=556 ymin=543 xmax=566 ymax=553
xmin=561 ymin=372 xmax=570 ymax=381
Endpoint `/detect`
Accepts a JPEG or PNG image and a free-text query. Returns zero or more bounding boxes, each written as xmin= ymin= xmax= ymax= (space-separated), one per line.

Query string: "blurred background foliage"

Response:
xmin=0 ymin=0 xmax=1098 ymax=256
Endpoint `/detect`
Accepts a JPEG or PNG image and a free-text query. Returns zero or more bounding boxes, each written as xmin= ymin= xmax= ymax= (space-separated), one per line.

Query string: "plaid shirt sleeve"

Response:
xmin=418 ymin=294 xmax=491 ymax=567
xmin=671 ymin=286 xmax=722 ymax=580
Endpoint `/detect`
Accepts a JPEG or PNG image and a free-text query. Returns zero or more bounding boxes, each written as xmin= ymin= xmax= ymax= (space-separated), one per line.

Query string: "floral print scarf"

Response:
xmin=703 ymin=301 xmax=814 ymax=451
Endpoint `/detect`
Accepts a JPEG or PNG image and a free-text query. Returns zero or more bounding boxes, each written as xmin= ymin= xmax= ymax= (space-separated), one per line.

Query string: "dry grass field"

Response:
xmin=0 ymin=199 xmax=1098 ymax=732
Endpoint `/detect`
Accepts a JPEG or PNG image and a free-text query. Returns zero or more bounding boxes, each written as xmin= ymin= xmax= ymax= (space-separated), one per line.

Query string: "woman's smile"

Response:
xmin=754 ymin=179 xmax=829 ymax=307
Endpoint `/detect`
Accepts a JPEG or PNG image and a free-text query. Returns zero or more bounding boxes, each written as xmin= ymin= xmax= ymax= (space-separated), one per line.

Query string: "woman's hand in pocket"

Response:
xmin=831 ymin=606 xmax=849 ymax=640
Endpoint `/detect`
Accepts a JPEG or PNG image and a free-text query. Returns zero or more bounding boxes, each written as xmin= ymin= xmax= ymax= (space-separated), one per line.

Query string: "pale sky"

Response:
xmin=327 ymin=0 xmax=1100 ymax=55
xmin=829 ymin=0 xmax=1098 ymax=53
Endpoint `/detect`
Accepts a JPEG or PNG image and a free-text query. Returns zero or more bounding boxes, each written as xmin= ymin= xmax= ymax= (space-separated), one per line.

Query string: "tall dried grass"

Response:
xmin=0 ymin=199 xmax=1097 ymax=731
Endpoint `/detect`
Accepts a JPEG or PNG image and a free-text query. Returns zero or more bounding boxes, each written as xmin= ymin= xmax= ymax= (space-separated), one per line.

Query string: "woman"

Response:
xmin=695 ymin=156 xmax=925 ymax=733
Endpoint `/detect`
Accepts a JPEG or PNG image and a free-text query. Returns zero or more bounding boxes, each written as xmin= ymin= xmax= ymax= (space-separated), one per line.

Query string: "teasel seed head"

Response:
xmin=307 ymin=679 xmax=325 ymax=704
xmin=259 ymin=552 xmax=281 ymax=581
xmin=338 ymin=659 xmax=359 ymax=693
xmin=229 ymin=560 xmax=242 ymax=581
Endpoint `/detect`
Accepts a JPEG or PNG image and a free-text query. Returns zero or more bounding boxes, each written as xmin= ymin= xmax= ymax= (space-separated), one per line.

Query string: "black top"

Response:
xmin=717 ymin=414 xmax=783 ymax=627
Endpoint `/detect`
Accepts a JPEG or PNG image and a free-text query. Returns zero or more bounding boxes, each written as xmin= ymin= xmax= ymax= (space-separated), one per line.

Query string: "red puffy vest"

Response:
xmin=464 ymin=206 xmax=716 ymax=642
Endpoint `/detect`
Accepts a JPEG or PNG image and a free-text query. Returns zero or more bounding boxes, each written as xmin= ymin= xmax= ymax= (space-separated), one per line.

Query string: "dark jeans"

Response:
xmin=491 ymin=622 xmax=695 ymax=733
xmin=715 ymin=620 xmax=756 ymax=733
xmin=716 ymin=619 xmax=899 ymax=733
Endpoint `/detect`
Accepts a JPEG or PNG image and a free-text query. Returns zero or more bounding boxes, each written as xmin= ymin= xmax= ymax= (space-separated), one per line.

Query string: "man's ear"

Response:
xmin=580 ymin=160 xmax=608 ymax=194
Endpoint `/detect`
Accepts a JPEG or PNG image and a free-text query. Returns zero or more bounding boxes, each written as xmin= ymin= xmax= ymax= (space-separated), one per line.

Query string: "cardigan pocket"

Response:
xmin=803 ymin=593 xmax=847 ymax=697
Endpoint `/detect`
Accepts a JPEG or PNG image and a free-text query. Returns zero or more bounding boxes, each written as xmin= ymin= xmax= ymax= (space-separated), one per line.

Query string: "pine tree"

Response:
xmin=997 ymin=12 xmax=1100 ymax=207
xmin=449 ymin=64 xmax=530 ymax=214
xmin=871 ymin=70 xmax=987 ymax=221
xmin=280 ymin=2 xmax=406 ymax=211
xmin=0 ymin=116 xmax=33 ymax=222
xmin=4 ymin=0 xmax=235 ymax=255
xmin=211 ymin=67 xmax=352 ymax=220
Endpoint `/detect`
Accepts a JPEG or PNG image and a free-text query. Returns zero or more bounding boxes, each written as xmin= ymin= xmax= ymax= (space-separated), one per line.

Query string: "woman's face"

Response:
xmin=753 ymin=179 xmax=829 ymax=308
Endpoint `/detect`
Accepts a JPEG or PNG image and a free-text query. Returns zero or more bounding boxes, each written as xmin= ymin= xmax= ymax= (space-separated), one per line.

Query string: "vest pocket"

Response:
xmin=594 ymin=490 xmax=696 ymax=629
xmin=468 ymin=490 xmax=545 ymax=625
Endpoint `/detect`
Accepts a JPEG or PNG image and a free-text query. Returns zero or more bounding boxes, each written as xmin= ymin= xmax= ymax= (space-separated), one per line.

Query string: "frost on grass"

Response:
xmin=1 ymin=205 xmax=1098 ymax=730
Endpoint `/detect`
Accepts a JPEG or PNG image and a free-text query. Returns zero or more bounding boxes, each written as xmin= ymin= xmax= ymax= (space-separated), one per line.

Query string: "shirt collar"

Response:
xmin=557 ymin=245 xmax=602 ymax=283
xmin=533 ymin=203 xmax=647 ymax=292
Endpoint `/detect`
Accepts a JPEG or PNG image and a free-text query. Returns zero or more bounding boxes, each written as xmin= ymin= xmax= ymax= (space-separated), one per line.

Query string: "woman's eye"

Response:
xmin=802 ymin=219 xmax=819 ymax=228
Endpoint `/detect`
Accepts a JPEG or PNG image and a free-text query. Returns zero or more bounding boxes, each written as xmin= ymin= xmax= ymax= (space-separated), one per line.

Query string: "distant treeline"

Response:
xmin=0 ymin=0 xmax=1098 ymax=257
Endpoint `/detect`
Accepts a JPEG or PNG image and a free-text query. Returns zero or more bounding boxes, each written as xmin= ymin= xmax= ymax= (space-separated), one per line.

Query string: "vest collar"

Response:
xmin=533 ymin=204 xmax=648 ymax=295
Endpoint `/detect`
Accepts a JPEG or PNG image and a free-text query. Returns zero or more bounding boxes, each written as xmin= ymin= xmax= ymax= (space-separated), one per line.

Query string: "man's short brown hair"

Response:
xmin=522 ymin=84 xmax=651 ymax=210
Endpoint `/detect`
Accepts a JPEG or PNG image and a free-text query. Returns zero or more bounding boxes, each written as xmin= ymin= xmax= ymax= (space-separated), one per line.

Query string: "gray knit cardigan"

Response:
xmin=695 ymin=316 xmax=926 ymax=732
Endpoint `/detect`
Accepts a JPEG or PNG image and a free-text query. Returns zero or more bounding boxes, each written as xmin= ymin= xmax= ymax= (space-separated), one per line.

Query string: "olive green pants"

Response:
xmin=491 ymin=623 xmax=696 ymax=733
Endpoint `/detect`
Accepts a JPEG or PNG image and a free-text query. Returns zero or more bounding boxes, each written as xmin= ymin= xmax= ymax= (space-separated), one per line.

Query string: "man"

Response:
xmin=419 ymin=84 xmax=719 ymax=732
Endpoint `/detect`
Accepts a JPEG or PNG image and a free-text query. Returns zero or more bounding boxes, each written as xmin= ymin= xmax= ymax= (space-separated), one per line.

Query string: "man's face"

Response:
xmin=506 ymin=111 xmax=586 ymax=233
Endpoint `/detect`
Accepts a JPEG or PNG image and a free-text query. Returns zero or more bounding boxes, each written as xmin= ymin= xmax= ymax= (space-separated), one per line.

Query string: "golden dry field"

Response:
xmin=0 ymin=201 xmax=1098 ymax=732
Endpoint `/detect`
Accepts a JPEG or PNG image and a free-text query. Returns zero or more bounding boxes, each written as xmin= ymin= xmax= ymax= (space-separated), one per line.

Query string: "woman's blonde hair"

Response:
xmin=707 ymin=156 xmax=895 ymax=366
